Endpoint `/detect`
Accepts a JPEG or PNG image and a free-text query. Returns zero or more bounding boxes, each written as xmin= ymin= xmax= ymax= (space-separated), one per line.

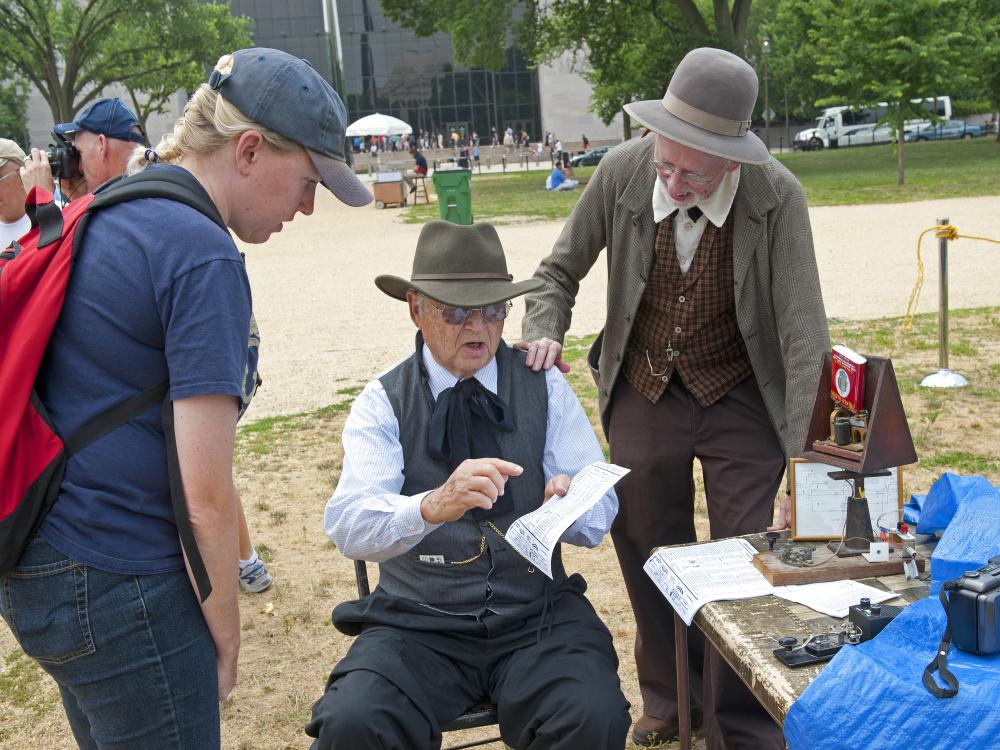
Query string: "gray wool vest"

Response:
xmin=377 ymin=338 xmax=564 ymax=616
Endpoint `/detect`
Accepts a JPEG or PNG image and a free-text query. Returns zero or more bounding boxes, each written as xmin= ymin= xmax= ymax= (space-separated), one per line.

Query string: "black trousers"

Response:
xmin=609 ymin=375 xmax=786 ymax=750
xmin=306 ymin=580 xmax=630 ymax=750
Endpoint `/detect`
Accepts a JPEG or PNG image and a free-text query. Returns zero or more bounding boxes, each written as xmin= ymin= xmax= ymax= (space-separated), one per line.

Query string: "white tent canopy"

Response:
xmin=345 ymin=113 xmax=413 ymax=137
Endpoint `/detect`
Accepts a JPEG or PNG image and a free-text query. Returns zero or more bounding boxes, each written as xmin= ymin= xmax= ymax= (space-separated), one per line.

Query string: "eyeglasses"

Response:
xmin=423 ymin=297 xmax=512 ymax=325
xmin=650 ymin=159 xmax=729 ymax=187
xmin=0 ymin=169 xmax=21 ymax=184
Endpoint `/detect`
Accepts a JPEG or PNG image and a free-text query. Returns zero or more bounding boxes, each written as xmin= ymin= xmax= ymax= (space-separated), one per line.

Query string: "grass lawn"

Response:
xmin=404 ymin=165 xmax=595 ymax=224
xmin=405 ymin=138 xmax=998 ymax=225
xmin=774 ymin=138 xmax=1000 ymax=206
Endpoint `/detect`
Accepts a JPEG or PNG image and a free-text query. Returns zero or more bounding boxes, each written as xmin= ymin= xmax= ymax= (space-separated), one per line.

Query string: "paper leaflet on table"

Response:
xmin=643 ymin=538 xmax=774 ymax=625
xmin=771 ymin=580 xmax=898 ymax=618
xmin=505 ymin=461 xmax=629 ymax=578
xmin=644 ymin=538 xmax=904 ymax=624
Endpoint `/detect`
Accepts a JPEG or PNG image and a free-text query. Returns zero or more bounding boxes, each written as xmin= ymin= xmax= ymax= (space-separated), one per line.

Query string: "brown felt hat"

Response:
xmin=376 ymin=220 xmax=544 ymax=307
xmin=623 ymin=47 xmax=770 ymax=164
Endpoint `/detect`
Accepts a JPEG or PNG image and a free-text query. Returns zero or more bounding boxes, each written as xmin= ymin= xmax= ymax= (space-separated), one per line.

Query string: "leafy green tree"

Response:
xmin=379 ymin=1 xmax=756 ymax=135
xmin=117 ymin=3 xmax=253 ymax=135
xmin=0 ymin=63 xmax=29 ymax=147
xmin=0 ymin=0 xmax=251 ymax=127
xmin=529 ymin=1 xmax=691 ymax=140
xmin=808 ymin=0 xmax=982 ymax=184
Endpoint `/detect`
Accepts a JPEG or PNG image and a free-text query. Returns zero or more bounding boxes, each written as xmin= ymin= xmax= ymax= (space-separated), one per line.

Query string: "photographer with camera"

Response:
xmin=0 ymin=139 xmax=30 ymax=249
xmin=20 ymin=97 xmax=146 ymax=204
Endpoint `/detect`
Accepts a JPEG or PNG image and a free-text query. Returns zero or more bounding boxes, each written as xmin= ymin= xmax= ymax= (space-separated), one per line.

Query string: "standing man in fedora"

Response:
xmin=519 ymin=47 xmax=829 ymax=748
xmin=308 ymin=220 xmax=630 ymax=750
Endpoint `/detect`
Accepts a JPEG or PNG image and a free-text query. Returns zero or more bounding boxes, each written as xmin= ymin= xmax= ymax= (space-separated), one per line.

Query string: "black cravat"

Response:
xmin=685 ymin=205 xmax=703 ymax=222
xmin=428 ymin=376 xmax=515 ymax=519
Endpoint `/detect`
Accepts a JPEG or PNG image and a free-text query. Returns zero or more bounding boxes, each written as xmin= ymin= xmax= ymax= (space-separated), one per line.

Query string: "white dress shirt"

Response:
xmin=651 ymin=166 xmax=741 ymax=274
xmin=325 ymin=344 xmax=618 ymax=562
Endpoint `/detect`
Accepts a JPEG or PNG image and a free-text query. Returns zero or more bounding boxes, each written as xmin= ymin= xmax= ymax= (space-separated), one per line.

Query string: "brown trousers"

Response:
xmin=609 ymin=375 xmax=785 ymax=750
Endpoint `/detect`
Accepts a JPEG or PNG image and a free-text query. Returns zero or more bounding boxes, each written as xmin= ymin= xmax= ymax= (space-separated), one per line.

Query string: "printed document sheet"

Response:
xmin=643 ymin=538 xmax=774 ymax=625
xmin=772 ymin=579 xmax=897 ymax=618
xmin=506 ymin=462 xmax=629 ymax=578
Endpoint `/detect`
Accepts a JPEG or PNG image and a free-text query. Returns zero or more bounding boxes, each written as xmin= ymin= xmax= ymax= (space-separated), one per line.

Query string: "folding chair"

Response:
xmin=353 ymin=560 xmax=503 ymax=749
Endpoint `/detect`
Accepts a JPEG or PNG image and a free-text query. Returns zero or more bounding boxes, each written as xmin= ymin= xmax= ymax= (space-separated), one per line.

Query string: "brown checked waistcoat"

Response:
xmin=623 ymin=211 xmax=752 ymax=406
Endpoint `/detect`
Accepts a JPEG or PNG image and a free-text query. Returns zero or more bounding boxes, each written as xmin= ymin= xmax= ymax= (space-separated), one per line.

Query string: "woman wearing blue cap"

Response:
xmin=0 ymin=48 xmax=371 ymax=748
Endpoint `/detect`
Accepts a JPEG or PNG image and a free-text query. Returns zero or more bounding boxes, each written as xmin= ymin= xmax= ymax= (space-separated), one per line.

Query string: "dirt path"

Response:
xmin=242 ymin=191 xmax=1000 ymax=420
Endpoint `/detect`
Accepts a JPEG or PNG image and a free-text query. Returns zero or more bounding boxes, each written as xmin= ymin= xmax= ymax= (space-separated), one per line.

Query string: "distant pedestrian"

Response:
xmin=0 ymin=138 xmax=29 ymax=249
xmin=582 ymin=134 xmax=589 ymax=152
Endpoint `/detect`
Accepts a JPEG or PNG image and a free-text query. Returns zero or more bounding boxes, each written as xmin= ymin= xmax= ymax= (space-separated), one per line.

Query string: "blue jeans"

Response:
xmin=0 ymin=536 xmax=219 ymax=749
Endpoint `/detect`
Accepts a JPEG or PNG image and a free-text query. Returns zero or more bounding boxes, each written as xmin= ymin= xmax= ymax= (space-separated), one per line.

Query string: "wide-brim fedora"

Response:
xmin=623 ymin=47 xmax=770 ymax=164
xmin=376 ymin=220 xmax=544 ymax=307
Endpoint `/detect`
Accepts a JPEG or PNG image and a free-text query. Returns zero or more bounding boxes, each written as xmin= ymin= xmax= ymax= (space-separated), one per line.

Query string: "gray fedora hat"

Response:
xmin=376 ymin=220 xmax=544 ymax=307
xmin=624 ymin=47 xmax=770 ymax=164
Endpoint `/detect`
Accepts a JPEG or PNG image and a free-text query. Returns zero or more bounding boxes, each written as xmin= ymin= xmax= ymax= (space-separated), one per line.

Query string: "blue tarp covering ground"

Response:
xmin=784 ymin=477 xmax=1000 ymax=750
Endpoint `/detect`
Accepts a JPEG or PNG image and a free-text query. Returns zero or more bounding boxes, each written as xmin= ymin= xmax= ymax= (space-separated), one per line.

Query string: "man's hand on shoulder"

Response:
xmin=543 ymin=474 xmax=571 ymax=503
xmin=421 ymin=458 xmax=523 ymax=524
xmin=514 ymin=338 xmax=569 ymax=373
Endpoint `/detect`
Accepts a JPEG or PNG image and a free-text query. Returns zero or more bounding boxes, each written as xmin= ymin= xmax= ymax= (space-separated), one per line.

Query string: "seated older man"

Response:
xmin=307 ymin=220 xmax=630 ymax=750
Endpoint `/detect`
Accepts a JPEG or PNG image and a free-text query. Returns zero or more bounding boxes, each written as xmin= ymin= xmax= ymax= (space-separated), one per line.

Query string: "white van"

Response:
xmin=794 ymin=97 xmax=952 ymax=149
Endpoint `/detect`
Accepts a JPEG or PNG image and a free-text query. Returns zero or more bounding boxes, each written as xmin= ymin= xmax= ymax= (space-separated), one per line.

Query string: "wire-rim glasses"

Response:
xmin=650 ymin=159 xmax=729 ymax=187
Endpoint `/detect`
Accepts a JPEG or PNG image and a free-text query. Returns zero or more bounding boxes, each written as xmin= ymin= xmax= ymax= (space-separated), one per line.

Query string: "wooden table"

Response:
xmin=671 ymin=533 xmax=932 ymax=749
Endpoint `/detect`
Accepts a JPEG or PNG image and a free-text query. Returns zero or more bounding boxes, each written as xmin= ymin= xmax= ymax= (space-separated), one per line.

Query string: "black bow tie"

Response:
xmin=428 ymin=376 xmax=515 ymax=519
xmin=679 ymin=205 xmax=703 ymax=222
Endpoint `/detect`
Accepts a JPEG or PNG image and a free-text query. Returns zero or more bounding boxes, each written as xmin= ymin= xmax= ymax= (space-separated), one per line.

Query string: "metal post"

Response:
xmin=501 ymin=154 xmax=506 ymax=173
xmin=762 ymin=36 xmax=771 ymax=152
xmin=920 ymin=216 xmax=969 ymax=388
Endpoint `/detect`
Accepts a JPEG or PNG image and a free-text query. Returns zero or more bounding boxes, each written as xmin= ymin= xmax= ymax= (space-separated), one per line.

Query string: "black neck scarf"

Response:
xmin=422 ymin=340 xmax=515 ymax=519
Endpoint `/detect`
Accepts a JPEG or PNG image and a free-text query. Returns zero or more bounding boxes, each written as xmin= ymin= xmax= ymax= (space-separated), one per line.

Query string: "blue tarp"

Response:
xmin=912 ymin=472 xmax=997 ymax=534
xmin=784 ymin=480 xmax=1000 ymax=750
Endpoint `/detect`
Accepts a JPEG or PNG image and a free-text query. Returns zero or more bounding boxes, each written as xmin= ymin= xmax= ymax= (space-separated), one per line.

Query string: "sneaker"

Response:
xmin=239 ymin=555 xmax=273 ymax=593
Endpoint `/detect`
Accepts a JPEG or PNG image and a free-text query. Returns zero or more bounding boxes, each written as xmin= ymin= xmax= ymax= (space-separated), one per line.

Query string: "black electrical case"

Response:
xmin=849 ymin=601 xmax=904 ymax=641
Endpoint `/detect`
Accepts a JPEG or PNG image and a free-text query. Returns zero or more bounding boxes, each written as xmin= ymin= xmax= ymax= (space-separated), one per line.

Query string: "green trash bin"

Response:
xmin=431 ymin=169 xmax=473 ymax=225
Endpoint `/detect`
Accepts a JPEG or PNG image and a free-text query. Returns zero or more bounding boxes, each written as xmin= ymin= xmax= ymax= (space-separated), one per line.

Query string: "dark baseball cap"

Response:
xmin=54 ymin=98 xmax=145 ymax=144
xmin=208 ymin=47 xmax=372 ymax=207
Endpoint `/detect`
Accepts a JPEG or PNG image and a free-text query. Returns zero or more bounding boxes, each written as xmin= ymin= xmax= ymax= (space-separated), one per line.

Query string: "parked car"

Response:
xmin=905 ymin=120 xmax=984 ymax=142
xmin=839 ymin=124 xmax=894 ymax=146
xmin=570 ymin=145 xmax=610 ymax=167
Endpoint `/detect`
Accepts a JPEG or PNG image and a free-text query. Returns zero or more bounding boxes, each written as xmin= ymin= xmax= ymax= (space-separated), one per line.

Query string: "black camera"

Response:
xmin=46 ymin=131 xmax=81 ymax=180
xmin=947 ymin=555 xmax=1000 ymax=655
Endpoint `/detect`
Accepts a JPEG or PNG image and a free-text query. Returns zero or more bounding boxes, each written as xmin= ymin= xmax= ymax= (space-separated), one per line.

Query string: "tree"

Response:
xmin=0 ymin=63 xmax=30 ymax=147
xmin=529 ymin=1 xmax=692 ymax=140
xmin=117 ymin=3 xmax=253 ymax=135
xmin=808 ymin=0 xmax=982 ymax=184
xmin=0 ymin=0 xmax=251 ymax=127
xmin=379 ymin=1 xmax=756 ymax=134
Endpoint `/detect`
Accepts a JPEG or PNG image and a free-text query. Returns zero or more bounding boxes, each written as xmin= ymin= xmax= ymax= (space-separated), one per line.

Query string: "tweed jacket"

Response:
xmin=521 ymin=135 xmax=830 ymax=461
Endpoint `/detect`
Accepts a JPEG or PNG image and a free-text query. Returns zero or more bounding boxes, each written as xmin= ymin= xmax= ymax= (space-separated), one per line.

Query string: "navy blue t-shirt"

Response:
xmin=38 ymin=166 xmax=259 ymax=575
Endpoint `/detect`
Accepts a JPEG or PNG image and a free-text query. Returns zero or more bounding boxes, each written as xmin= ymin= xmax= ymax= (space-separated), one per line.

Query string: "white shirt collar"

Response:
xmin=651 ymin=165 xmax=741 ymax=226
xmin=421 ymin=343 xmax=498 ymax=400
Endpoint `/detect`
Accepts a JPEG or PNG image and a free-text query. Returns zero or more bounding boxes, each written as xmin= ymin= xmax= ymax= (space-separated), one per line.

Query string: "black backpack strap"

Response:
xmin=88 ymin=168 xmax=226 ymax=231
xmin=62 ymin=168 xmax=224 ymax=604
xmin=63 ymin=382 xmax=170 ymax=456
xmin=25 ymin=193 xmax=66 ymax=248
xmin=161 ymin=399 xmax=213 ymax=603
xmin=923 ymin=582 xmax=960 ymax=698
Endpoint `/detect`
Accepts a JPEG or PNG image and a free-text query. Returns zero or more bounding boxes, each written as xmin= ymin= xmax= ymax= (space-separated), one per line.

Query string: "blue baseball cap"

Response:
xmin=54 ymin=98 xmax=145 ymax=144
xmin=208 ymin=47 xmax=372 ymax=207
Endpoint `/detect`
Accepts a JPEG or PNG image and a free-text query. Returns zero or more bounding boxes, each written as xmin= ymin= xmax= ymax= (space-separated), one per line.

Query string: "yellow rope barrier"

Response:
xmin=901 ymin=223 xmax=1000 ymax=331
